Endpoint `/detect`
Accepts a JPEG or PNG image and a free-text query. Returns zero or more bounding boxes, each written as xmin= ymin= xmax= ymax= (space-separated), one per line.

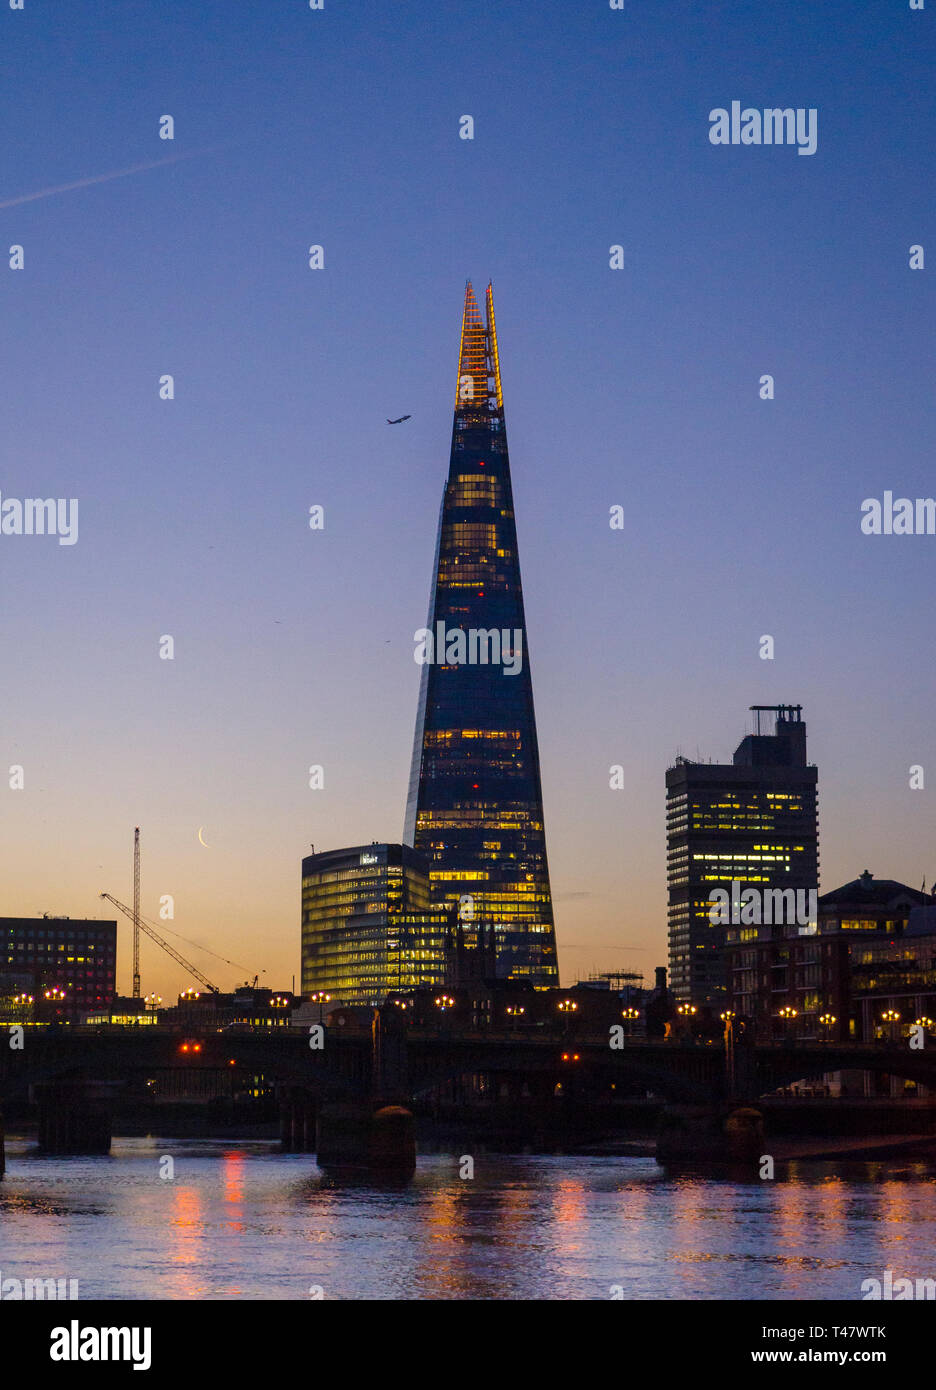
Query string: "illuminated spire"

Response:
xmin=454 ymin=279 xmax=503 ymax=416
xmin=485 ymin=281 xmax=503 ymax=410
xmin=455 ymin=280 xmax=486 ymax=411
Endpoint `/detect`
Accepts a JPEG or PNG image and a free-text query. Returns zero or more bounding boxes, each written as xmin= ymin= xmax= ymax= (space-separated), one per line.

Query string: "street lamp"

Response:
xmin=818 ymin=1012 xmax=837 ymax=1044
xmin=144 ymin=992 xmax=163 ymax=1014
xmin=677 ymin=1004 xmax=697 ymax=1040
xmin=43 ymin=986 xmax=66 ymax=1017
xmin=434 ymin=995 xmax=455 ymax=1031
xmin=268 ymin=995 xmax=289 ymax=1027
xmin=778 ymin=1006 xmax=798 ymax=1043
xmin=13 ymin=993 xmax=34 ymax=1019
xmin=557 ymin=998 xmax=579 ymax=1039
xmin=881 ymin=1008 xmax=901 ymax=1044
xmin=310 ymin=991 xmax=332 ymax=1024
xmin=622 ymin=1006 xmax=639 ymax=1037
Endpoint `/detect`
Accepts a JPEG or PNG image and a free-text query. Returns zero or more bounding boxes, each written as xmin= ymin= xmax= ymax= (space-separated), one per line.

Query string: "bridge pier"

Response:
xmin=656 ymin=1104 xmax=765 ymax=1166
xmin=299 ymin=1006 xmax=416 ymax=1178
xmin=279 ymin=1088 xmax=317 ymax=1153
xmin=34 ymin=1079 xmax=118 ymax=1156
xmin=315 ymin=1102 xmax=415 ymax=1177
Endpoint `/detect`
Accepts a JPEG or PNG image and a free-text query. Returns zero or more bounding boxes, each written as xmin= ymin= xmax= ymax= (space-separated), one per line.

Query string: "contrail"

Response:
xmin=0 ymin=148 xmax=211 ymax=211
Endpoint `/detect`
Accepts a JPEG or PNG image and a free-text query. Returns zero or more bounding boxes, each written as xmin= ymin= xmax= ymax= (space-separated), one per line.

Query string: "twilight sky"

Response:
xmin=1 ymin=0 xmax=932 ymax=997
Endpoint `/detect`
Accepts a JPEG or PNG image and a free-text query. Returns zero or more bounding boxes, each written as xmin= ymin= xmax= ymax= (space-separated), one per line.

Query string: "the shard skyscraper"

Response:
xmin=404 ymin=282 xmax=559 ymax=987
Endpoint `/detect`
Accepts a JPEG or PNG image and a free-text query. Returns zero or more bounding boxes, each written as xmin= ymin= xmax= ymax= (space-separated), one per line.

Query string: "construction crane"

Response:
xmin=100 ymin=892 xmax=220 ymax=995
xmin=132 ymin=827 xmax=141 ymax=1001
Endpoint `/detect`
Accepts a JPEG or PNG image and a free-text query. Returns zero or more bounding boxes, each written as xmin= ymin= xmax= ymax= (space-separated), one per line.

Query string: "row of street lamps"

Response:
xmin=310 ymin=992 xmax=936 ymax=1043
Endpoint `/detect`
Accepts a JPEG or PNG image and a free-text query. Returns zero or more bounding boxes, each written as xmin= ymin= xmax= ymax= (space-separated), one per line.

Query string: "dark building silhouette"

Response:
xmin=848 ymin=896 xmax=936 ymax=1066
xmin=817 ymin=869 xmax=930 ymax=937
xmin=724 ymin=870 xmax=936 ymax=1052
xmin=666 ymin=705 xmax=819 ymax=1007
xmin=404 ymin=282 xmax=558 ymax=987
xmin=725 ymin=930 xmax=848 ymax=1042
xmin=159 ymin=985 xmax=298 ymax=1031
xmin=0 ymin=915 xmax=117 ymax=1018
xmin=644 ymin=965 xmax=678 ymax=1038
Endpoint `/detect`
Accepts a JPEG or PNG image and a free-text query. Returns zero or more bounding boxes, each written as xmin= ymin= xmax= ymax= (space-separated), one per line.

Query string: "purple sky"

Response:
xmin=1 ymin=0 xmax=932 ymax=996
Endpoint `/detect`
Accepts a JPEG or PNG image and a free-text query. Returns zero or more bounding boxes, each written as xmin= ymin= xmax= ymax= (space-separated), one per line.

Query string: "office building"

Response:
xmin=666 ymin=704 xmax=819 ymax=1007
xmin=300 ymin=843 xmax=455 ymax=1005
xmin=405 ymin=282 xmax=558 ymax=986
xmin=725 ymin=870 xmax=934 ymax=1045
xmin=0 ymin=915 xmax=117 ymax=1017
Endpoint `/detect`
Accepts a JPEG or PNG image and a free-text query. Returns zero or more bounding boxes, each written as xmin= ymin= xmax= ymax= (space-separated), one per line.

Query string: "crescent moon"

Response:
xmin=197 ymin=826 xmax=210 ymax=848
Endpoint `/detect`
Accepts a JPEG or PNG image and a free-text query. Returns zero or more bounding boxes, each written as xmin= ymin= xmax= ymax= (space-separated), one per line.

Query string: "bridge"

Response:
xmin=2 ymin=1017 xmax=934 ymax=1169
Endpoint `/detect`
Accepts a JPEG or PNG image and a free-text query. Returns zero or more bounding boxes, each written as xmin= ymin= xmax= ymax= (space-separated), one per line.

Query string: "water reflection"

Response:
xmin=0 ymin=1139 xmax=933 ymax=1300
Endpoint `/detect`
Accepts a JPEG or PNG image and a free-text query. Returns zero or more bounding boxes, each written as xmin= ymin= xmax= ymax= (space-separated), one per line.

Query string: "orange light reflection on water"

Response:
xmin=168 ymin=1184 xmax=207 ymax=1297
xmin=221 ymin=1150 xmax=246 ymax=1231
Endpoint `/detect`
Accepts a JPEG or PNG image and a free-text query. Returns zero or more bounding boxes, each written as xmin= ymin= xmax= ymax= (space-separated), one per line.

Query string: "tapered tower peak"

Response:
xmin=455 ymin=279 xmax=503 ymax=418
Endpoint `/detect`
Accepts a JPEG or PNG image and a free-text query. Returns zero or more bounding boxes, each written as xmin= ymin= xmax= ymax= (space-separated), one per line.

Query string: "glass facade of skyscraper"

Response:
xmin=300 ymin=843 xmax=454 ymax=1005
xmin=404 ymin=282 xmax=558 ymax=987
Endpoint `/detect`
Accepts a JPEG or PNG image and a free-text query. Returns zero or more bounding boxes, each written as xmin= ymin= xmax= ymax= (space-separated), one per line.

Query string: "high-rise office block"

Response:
xmin=666 ymin=705 xmax=819 ymax=1007
xmin=1 ymin=915 xmax=117 ymax=1015
xmin=404 ymin=282 xmax=558 ymax=986
xmin=300 ymin=843 xmax=454 ymax=1006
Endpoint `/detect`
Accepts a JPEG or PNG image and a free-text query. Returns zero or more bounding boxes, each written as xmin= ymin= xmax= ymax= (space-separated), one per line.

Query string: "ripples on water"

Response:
xmin=0 ymin=1138 xmax=933 ymax=1299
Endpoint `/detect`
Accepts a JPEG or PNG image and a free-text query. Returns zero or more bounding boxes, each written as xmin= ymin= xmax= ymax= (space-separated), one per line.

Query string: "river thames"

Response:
xmin=1 ymin=1137 xmax=934 ymax=1300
